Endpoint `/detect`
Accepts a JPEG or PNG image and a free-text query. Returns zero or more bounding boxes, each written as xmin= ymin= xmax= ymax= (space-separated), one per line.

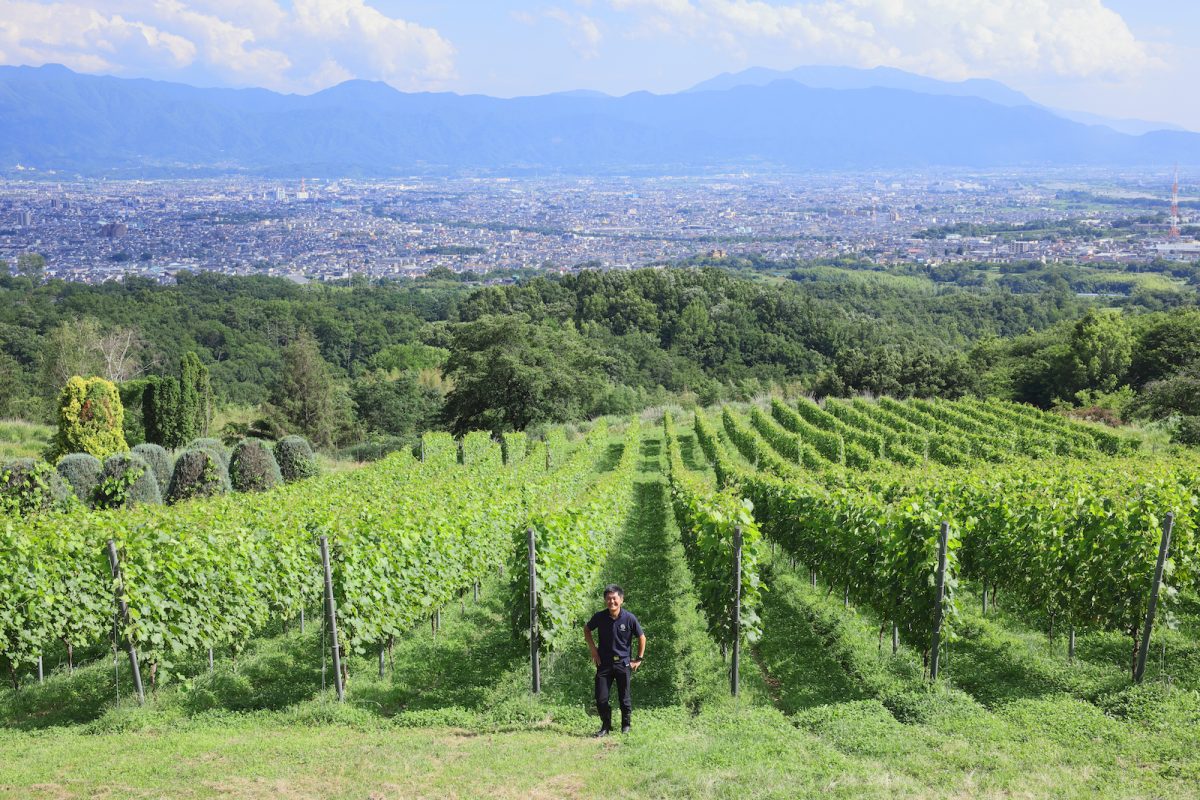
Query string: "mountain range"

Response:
xmin=687 ymin=65 xmax=1186 ymax=136
xmin=1 ymin=63 xmax=1197 ymax=177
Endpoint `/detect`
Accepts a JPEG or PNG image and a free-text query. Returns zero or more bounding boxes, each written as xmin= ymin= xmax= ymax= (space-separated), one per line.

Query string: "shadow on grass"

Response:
xmin=348 ymin=583 xmax=527 ymax=716
xmin=594 ymin=441 xmax=626 ymax=473
xmin=755 ymin=569 xmax=869 ymax=714
xmin=677 ymin=431 xmax=709 ymax=473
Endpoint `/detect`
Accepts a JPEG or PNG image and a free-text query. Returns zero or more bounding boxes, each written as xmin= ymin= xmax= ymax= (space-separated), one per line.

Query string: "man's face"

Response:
xmin=605 ymin=591 xmax=623 ymax=616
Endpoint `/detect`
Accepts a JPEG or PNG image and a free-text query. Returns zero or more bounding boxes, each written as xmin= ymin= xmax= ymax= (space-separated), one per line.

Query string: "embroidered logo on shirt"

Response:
xmin=619 ymin=623 xmax=627 ymax=631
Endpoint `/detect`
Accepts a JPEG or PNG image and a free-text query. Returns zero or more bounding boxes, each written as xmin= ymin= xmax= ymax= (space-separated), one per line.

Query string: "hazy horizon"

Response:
xmin=1 ymin=1 xmax=1198 ymax=130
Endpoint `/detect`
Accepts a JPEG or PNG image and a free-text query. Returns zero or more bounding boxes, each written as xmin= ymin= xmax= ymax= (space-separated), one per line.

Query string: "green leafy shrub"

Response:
xmin=185 ymin=437 xmax=229 ymax=470
xmin=50 ymin=375 xmax=128 ymax=460
xmin=95 ymin=453 xmax=162 ymax=509
xmin=275 ymin=435 xmax=318 ymax=483
xmin=1 ymin=457 xmax=73 ymax=515
xmin=229 ymin=438 xmax=283 ymax=493
xmin=166 ymin=448 xmax=231 ymax=504
xmin=56 ymin=452 xmax=103 ymax=506
xmin=131 ymin=443 xmax=172 ymax=489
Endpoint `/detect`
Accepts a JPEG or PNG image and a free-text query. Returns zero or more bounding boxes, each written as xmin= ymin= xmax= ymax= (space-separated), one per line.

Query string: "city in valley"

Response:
xmin=1 ymin=170 xmax=1196 ymax=284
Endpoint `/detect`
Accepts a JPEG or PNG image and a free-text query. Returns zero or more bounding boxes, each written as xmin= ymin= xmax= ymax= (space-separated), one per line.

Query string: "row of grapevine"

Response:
xmin=719 ymin=407 xmax=796 ymax=478
xmin=663 ymin=413 xmax=763 ymax=649
xmin=793 ymin=397 xmax=897 ymax=464
xmin=702 ymin=419 xmax=959 ymax=662
xmin=749 ymin=405 xmax=829 ymax=472
xmin=1 ymin=429 xmax=565 ymax=687
xmin=823 ymin=399 xmax=922 ymax=466
xmin=331 ymin=434 xmax=547 ymax=659
xmin=720 ymin=397 xmax=1200 ymax=672
xmin=510 ymin=418 xmax=642 ymax=653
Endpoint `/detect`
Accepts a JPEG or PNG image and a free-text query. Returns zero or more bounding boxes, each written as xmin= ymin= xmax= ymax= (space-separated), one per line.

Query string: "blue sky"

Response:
xmin=2 ymin=1 xmax=1198 ymax=129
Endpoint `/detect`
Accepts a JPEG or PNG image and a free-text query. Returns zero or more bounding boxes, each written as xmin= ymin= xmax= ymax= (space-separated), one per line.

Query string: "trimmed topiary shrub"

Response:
xmin=166 ymin=448 xmax=231 ymax=504
xmin=56 ymin=452 xmax=103 ymax=506
xmin=1 ymin=458 xmax=73 ymax=515
xmin=185 ymin=437 xmax=229 ymax=470
xmin=229 ymin=438 xmax=283 ymax=493
xmin=275 ymin=435 xmax=318 ymax=483
xmin=95 ymin=453 xmax=162 ymax=509
xmin=51 ymin=376 xmax=128 ymax=461
xmin=131 ymin=443 xmax=172 ymax=489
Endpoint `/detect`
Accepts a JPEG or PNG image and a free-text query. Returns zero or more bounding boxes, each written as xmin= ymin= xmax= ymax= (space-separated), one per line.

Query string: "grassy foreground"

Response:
xmin=3 ymin=429 xmax=1199 ymax=799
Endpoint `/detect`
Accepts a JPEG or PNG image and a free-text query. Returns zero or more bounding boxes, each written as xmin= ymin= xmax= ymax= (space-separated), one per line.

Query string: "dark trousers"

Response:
xmin=595 ymin=662 xmax=632 ymax=730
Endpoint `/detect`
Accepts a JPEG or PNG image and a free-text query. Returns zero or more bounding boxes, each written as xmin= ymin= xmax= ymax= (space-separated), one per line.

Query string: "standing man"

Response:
xmin=584 ymin=584 xmax=646 ymax=737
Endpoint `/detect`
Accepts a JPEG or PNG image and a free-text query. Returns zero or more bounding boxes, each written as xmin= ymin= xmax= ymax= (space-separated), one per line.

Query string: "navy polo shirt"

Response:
xmin=587 ymin=608 xmax=643 ymax=665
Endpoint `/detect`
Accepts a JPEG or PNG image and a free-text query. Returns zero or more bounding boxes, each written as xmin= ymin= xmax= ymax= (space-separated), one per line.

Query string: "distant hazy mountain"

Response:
xmin=689 ymin=65 xmax=1035 ymax=107
xmin=1 ymin=64 xmax=1198 ymax=177
xmin=689 ymin=65 xmax=1187 ymax=136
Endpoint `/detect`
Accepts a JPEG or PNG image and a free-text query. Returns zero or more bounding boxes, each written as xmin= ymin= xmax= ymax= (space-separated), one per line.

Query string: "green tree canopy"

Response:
xmin=442 ymin=316 xmax=611 ymax=434
xmin=1069 ymin=308 xmax=1133 ymax=395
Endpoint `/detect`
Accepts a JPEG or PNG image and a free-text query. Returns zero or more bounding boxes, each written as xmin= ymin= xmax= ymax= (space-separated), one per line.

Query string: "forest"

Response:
xmin=1 ymin=258 xmax=1198 ymax=450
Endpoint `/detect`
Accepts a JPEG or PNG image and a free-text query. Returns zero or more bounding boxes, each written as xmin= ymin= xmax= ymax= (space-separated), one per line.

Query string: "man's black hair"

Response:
xmin=603 ymin=584 xmax=624 ymax=598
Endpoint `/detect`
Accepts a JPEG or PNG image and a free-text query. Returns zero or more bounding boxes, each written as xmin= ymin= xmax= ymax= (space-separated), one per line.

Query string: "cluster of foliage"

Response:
xmin=0 ymin=458 xmax=72 ymax=515
xmin=94 ymin=452 xmax=162 ymax=509
xmin=55 ymin=452 xmax=102 ymax=505
xmin=972 ymin=307 xmax=1200 ymax=443
xmin=120 ymin=353 xmax=214 ymax=449
xmin=165 ymin=449 xmax=230 ymax=504
xmin=228 ymin=439 xmax=283 ymax=493
xmin=49 ymin=376 xmax=127 ymax=461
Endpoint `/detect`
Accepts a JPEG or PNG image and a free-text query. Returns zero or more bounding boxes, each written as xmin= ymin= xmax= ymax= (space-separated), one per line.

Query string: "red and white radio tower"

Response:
xmin=1169 ymin=166 xmax=1181 ymax=240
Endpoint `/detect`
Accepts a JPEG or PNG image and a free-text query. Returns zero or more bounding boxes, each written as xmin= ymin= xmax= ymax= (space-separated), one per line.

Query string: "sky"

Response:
xmin=2 ymin=0 xmax=1198 ymax=129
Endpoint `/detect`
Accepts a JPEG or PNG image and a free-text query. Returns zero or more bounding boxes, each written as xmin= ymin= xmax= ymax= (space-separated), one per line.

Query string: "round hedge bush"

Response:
xmin=166 ymin=448 xmax=231 ymax=504
xmin=1 ymin=458 xmax=73 ymax=515
xmin=56 ymin=452 xmax=103 ymax=506
xmin=275 ymin=436 xmax=318 ymax=483
xmin=229 ymin=438 xmax=283 ymax=493
xmin=185 ymin=437 xmax=229 ymax=470
xmin=131 ymin=443 xmax=172 ymax=489
xmin=95 ymin=453 xmax=162 ymax=509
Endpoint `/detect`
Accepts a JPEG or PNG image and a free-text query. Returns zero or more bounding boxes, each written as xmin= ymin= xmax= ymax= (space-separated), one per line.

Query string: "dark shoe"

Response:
xmin=593 ymin=728 xmax=610 ymax=738
xmin=621 ymin=725 xmax=631 ymax=734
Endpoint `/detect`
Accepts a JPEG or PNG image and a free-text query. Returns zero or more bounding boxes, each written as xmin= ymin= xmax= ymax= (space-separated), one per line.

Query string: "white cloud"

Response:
xmin=608 ymin=0 xmax=1159 ymax=81
xmin=514 ymin=6 xmax=604 ymax=60
xmin=546 ymin=7 xmax=603 ymax=59
xmin=0 ymin=0 xmax=456 ymax=92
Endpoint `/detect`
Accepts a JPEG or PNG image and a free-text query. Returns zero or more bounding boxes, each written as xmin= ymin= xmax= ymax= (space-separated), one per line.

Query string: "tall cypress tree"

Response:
xmin=153 ymin=376 xmax=183 ymax=449
xmin=178 ymin=353 xmax=202 ymax=445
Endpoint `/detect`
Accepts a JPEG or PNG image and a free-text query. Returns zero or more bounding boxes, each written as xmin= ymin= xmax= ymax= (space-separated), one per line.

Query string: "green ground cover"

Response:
xmin=0 ymin=419 xmax=52 ymax=461
xmin=3 ymin=426 xmax=1199 ymax=798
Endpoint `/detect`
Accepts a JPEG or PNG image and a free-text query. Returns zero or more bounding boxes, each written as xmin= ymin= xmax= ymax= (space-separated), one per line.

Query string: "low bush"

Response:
xmin=185 ymin=437 xmax=229 ymax=470
xmin=1 ymin=458 xmax=73 ymax=515
xmin=95 ymin=453 xmax=162 ymax=509
xmin=166 ymin=448 xmax=231 ymax=504
xmin=229 ymin=438 xmax=283 ymax=493
xmin=275 ymin=436 xmax=318 ymax=483
xmin=56 ymin=452 xmax=103 ymax=506
xmin=131 ymin=443 xmax=172 ymax=489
